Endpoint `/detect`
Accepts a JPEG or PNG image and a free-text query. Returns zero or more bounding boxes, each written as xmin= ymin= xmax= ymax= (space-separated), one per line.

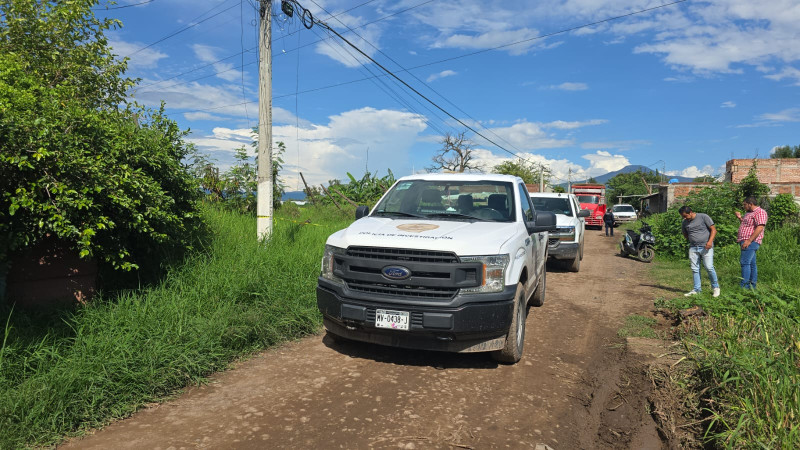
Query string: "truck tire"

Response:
xmin=567 ymin=252 xmax=581 ymax=272
xmin=528 ymin=268 xmax=546 ymax=307
xmin=492 ymin=282 xmax=527 ymax=364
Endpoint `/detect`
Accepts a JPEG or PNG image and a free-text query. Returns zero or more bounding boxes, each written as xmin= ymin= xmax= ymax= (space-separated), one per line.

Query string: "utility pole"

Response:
xmin=567 ymin=168 xmax=571 ymax=192
xmin=257 ymin=0 xmax=273 ymax=239
xmin=539 ymin=165 xmax=544 ymax=193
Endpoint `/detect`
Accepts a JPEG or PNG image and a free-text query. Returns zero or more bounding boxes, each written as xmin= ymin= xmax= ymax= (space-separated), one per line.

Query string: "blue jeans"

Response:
xmin=739 ymin=242 xmax=760 ymax=289
xmin=605 ymin=223 xmax=614 ymax=236
xmin=688 ymin=246 xmax=719 ymax=292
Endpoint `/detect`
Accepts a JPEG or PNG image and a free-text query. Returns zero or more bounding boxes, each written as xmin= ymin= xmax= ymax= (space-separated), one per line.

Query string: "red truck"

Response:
xmin=571 ymin=184 xmax=606 ymax=228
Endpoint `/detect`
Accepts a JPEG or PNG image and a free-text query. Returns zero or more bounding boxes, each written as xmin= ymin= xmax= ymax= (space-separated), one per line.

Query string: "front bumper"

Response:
xmin=614 ymin=215 xmax=637 ymax=223
xmin=317 ymin=278 xmax=516 ymax=352
xmin=547 ymin=241 xmax=579 ymax=260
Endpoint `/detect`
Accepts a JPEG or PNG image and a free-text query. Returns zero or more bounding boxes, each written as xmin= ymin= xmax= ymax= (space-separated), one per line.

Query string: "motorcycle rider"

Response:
xmin=679 ymin=206 xmax=720 ymax=297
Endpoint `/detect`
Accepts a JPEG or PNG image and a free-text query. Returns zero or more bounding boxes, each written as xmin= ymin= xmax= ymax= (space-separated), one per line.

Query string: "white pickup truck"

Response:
xmin=317 ymin=174 xmax=557 ymax=363
xmin=529 ymin=192 xmax=589 ymax=272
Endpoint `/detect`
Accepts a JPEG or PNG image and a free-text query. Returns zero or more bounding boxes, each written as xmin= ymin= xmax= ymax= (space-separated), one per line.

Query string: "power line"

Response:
xmin=307 ymin=0 xmax=542 ymax=170
xmin=126 ymin=1 xmax=239 ymax=57
xmin=138 ymin=0 xmax=432 ymax=91
xmin=93 ymin=0 xmax=155 ymax=11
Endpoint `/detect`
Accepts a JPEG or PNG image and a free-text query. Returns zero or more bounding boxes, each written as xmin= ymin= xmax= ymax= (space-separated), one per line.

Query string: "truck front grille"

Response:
xmin=345 ymin=279 xmax=458 ymax=299
xmin=347 ymin=246 xmax=458 ymax=264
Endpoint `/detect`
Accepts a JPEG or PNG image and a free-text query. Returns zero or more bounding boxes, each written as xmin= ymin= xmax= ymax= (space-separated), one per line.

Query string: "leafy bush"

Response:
xmin=0 ymin=1 xmax=201 ymax=271
xmin=317 ymin=170 xmax=396 ymax=207
xmin=767 ymin=193 xmax=799 ymax=229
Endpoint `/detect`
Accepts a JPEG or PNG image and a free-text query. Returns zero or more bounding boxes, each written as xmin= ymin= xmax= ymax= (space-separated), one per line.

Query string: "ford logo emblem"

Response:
xmin=382 ymin=265 xmax=411 ymax=280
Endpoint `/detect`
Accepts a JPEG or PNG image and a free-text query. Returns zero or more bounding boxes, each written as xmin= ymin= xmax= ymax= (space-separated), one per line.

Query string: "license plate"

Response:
xmin=375 ymin=309 xmax=409 ymax=331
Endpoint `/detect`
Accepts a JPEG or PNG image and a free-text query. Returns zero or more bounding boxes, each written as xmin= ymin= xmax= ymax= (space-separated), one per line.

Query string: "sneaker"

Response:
xmin=712 ymin=288 xmax=721 ymax=298
xmin=684 ymin=290 xmax=699 ymax=297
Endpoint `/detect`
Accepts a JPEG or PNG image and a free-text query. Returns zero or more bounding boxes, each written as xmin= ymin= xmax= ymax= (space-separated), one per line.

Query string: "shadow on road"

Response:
xmin=321 ymin=333 xmax=501 ymax=370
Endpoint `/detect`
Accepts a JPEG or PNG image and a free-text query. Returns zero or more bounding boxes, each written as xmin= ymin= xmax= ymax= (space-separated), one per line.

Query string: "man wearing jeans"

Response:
xmin=679 ymin=206 xmax=720 ymax=297
xmin=735 ymin=197 xmax=768 ymax=289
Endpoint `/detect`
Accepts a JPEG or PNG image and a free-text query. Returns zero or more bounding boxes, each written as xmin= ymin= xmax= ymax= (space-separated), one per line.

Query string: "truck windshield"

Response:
xmin=613 ymin=205 xmax=635 ymax=213
xmin=577 ymin=195 xmax=599 ymax=204
xmin=373 ymin=180 xmax=516 ymax=222
xmin=530 ymin=197 xmax=572 ymax=217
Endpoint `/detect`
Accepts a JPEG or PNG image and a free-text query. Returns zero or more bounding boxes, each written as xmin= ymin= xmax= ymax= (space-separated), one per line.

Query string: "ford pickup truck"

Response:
xmin=316 ymin=173 xmax=556 ymax=363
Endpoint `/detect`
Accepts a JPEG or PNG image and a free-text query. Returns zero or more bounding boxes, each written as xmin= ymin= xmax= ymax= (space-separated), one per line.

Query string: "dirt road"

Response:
xmin=64 ymin=230 xmax=665 ymax=449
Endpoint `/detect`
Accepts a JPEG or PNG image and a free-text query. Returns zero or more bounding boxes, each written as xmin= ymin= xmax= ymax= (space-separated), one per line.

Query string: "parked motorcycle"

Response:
xmin=619 ymin=222 xmax=656 ymax=262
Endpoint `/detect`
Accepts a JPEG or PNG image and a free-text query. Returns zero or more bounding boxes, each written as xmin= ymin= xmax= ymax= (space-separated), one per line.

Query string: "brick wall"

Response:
xmin=725 ymin=158 xmax=800 ymax=183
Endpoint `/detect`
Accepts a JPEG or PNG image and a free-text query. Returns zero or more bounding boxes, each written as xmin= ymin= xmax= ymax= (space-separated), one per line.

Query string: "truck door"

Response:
xmin=517 ymin=184 xmax=541 ymax=291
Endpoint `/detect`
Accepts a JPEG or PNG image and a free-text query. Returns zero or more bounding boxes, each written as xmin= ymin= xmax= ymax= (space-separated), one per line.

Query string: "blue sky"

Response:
xmin=103 ymin=0 xmax=800 ymax=189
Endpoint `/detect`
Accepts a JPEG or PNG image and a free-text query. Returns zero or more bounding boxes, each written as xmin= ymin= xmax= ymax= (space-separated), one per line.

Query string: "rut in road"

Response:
xmin=63 ymin=231 xmax=665 ymax=449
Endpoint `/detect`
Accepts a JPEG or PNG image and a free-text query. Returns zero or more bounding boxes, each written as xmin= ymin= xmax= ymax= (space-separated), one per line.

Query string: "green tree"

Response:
xmin=736 ymin=166 xmax=770 ymax=203
xmin=770 ymin=145 xmax=800 ymax=158
xmin=492 ymin=159 xmax=550 ymax=185
xmin=606 ymin=170 xmax=660 ymax=205
xmin=693 ymin=175 xmax=717 ymax=183
xmin=767 ymin=193 xmax=799 ymax=229
xmin=552 ymin=185 xmax=566 ymax=193
xmin=0 ymin=0 xmax=201 ymax=271
xmin=586 ymin=176 xmax=599 ymax=184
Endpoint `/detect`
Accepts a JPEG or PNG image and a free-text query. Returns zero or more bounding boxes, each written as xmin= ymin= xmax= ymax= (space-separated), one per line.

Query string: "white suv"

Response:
xmin=529 ymin=192 xmax=588 ymax=272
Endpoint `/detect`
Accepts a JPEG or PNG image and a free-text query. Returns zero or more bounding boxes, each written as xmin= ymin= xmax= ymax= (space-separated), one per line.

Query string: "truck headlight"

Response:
xmin=459 ymin=254 xmax=509 ymax=294
xmin=321 ymin=245 xmax=345 ymax=285
xmin=555 ymin=226 xmax=575 ymax=241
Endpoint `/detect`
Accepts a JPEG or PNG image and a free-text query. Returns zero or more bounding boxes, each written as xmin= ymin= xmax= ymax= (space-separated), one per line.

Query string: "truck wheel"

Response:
xmin=528 ymin=268 xmax=546 ymax=307
xmin=638 ymin=246 xmax=655 ymax=263
xmin=567 ymin=252 xmax=581 ymax=272
xmin=492 ymin=282 xmax=527 ymax=364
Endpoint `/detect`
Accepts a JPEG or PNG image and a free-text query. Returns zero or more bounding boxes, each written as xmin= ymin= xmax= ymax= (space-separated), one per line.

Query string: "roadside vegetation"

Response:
xmin=0 ymin=203 xmax=352 ymax=448
xmin=642 ymin=171 xmax=800 ymax=448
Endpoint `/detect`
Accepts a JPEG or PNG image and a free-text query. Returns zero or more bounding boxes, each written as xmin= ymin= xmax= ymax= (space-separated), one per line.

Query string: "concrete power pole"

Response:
xmin=567 ymin=168 xmax=571 ymax=192
xmin=257 ymin=0 xmax=273 ymax=239
xmin=539 ymin=165 xmax=544 ymax=193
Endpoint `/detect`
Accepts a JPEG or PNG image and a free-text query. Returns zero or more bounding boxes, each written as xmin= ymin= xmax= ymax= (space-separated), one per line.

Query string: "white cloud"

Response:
xmin=183 ymin=112 xmax=226 ymax=121
xmin=666 ymin=164 xmax=718 ymax=178
xmin=542 ymin=119 xmax=607 ymax=129
xmin=581 ymin=150 xmax=631 ymax=175
xmin=580 ymin=140 xmax=650 ymax=151
xmin=721 ymin=101 xmax=736 ymax=108
xmin=192 ymin=44 xmax=245 ymax=82
xmin=311 ymin=8 xmax=384 ymax=67
xmin=426 ymin=70 xmax=458 ymax=82
xmin=759 ymin=108 xmax=800 ymax=122
xmin=432 ymin=27 xmax=543 ymax=55
xmin=134 ymin=80 xmax=254 ymax=119
xmin=109 ymin=39 xmax=167 ymax=69
xmin=483 ymin=122 xmax=573 ymax=150
xmin=548 ymin=82 xmax=588 ymax=91
xmin=765 ymin=66 xmax=800 ymax=85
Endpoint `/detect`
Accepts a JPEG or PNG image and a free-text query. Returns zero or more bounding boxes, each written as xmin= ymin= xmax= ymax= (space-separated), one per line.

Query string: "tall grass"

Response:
xmin=654 ymin=224 xmax=800 ymax=448
xmin=0 ymin=203 xmax=352 ymax=448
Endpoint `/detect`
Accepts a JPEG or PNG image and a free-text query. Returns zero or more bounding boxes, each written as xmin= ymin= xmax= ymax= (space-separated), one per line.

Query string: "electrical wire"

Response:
xmin=93 ymin=0 xmax=155 ymax=11
xmin=240 ymin=0 xmax=251 ymax=127
xmin=126 ymin=1 xmax=239 ymax=57
xmin=136 ymin=0 xmax=431 ymax=90
xmin=307 ymin=0 xmax=545 ymax=171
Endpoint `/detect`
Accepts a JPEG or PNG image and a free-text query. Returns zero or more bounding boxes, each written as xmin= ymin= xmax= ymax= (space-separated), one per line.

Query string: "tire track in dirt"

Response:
xmin=62 ymin=230 xmax=664 ymax=449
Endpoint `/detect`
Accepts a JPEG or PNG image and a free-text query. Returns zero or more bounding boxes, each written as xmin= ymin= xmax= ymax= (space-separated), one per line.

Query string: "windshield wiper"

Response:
xmin=373 ymin=211 xmax=426 ymax=219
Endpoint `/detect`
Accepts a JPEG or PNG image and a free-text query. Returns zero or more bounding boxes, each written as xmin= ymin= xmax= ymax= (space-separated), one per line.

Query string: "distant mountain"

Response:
xmin=282 ymin=191 xmax=306 ymax=201
xmin=574 ymin=165 xmax=695 ymax=185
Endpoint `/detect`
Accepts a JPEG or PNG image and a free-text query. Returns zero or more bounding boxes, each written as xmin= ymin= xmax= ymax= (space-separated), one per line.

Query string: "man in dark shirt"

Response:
xmin=603 ymin=209 xmax=615 ymax=236
xmin=679 ymin=206 xmax=720 ymax=297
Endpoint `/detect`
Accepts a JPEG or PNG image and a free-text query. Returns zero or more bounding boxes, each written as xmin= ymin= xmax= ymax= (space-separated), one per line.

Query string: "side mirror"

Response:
xmin=355 ymin=205 xmax=370 ymax=220
xmin=577 ymin=209 xmax=590 ymax=218
xmin=527 ymin=211 xmax=557 ymax=233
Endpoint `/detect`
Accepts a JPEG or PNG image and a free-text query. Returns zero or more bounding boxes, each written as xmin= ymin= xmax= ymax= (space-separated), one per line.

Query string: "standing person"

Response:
xmin=679 ymin=206 xmax=720 ymax=297
xmin=603 ymin=208 xmax=615 ymax=236
xmin=735 ymin=197 xmax=768 ymax=289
